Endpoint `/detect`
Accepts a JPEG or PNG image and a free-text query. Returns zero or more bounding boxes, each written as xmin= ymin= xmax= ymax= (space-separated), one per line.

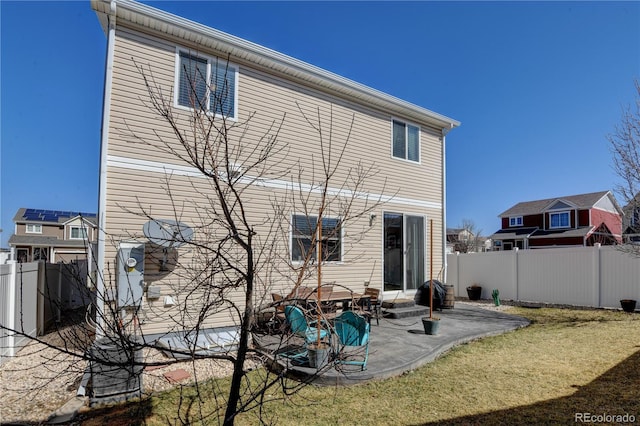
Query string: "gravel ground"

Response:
xmin=0 ymin=323 xmax=255 ymax=425
xmin=456 ymin=299 xmax=513 ymax=312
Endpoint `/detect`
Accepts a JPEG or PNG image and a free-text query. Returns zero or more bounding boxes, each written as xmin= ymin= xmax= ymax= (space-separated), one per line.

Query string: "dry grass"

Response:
xmin=76 ymin=307 xmax=640 ymax=425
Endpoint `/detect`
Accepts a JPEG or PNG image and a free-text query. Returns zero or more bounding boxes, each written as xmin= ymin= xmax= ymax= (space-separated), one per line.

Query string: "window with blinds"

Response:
xmin=176 ymin=50 xmax=237 ymax=119
xmin=291 ymin=214 xmax=342 ymax=262
xmin=392 ymin=119 xmax=420 ymax=162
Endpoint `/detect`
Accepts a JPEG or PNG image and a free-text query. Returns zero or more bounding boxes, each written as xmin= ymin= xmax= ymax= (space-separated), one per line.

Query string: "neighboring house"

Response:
xmin=8 ymin=208 xmax=97 ymax=263
xmin=446 ymin=227 xmax=490 ymax=253
xmin=491 ymin=191 xmax=623 ymax=250
xmin=446 ymin=228 xmax=476 ymax=253
xmin=92 ymin=0 xmax=459 ymax=335
xmin=621 ymin=193 xmax=640 ymax=244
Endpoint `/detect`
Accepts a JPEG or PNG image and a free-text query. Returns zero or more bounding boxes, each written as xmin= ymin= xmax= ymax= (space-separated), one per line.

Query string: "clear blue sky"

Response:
xmin=1 ymin=1 xmax=639 ymax=248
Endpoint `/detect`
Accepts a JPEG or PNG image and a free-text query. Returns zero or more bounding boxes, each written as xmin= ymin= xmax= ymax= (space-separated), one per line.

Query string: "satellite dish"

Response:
xmin=143 ymin=219 xmax=194 ymax=271
xmin=143 ymin=219 xmax=194 ymax=248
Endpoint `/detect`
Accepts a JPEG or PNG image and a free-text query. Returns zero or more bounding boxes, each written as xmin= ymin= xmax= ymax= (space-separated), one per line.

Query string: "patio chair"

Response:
xmin=357 ymin=287 xmax=382 ymax=325
xmin=284 ymin=305 xmax=329 ymax=345
xmin=333 ymin=310 xmax=370 ymax=370
xmin=271 ymin=293 xmax=287 ymax=322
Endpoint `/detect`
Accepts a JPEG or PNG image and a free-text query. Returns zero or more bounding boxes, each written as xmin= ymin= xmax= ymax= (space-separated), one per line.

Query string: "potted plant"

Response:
xmin=307 ymin=341 xmax=330 ymax=368
xmin=422 ymin=219 xmax=440 ymax=335
xmin=620 ymin=299 xmax=637 ymax=313
xmin=466 ymin=284 xmax=482 ymax=300
xmin=422 ymin=316 xmax=440 ymax=335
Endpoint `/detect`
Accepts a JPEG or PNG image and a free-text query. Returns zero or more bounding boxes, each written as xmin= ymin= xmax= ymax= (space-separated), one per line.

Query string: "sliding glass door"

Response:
xmin=383 ymin=213 xmax=425 ymax=293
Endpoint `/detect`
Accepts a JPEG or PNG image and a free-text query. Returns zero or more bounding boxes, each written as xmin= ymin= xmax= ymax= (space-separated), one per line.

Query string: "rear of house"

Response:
xmin=92 ymin=0 xmax=459 ymax=336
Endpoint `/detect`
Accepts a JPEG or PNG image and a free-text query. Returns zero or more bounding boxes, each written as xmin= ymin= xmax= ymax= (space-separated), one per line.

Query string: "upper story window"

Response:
xmin=509 ymin=216 xmax=523 ymax=227
xmin=26 ymin=224 xmax=42 ymax=234
xmin=550 ymin=211 xmax=570 ymax=228
xmin=175 ymin=50 xmax=238 ymax=120
xmin=291 ymin=214 xmax=342 ymax=263
xmin=392 ymin=119 xmax=420 ymax=162
xmin=70 ymin=226 xmax=88 ymax=240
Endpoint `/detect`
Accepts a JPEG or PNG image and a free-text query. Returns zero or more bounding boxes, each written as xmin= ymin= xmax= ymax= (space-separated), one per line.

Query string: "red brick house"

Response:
xmin=490 ymin=191 xmax=623 ymax=250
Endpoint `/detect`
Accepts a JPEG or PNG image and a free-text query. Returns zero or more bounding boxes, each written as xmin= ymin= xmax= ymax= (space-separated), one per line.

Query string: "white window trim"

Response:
xmin=391 ymin=118 xmax=421 ymax=164
xmin=509 ymin=216 xmax=523 ymax=227
xmin=290 ymin=213 xmax=344 ymax=264
xmin=25 ymin=224 xmax=42 ymax=234
xmin=549 ymin=211 xmax=571 ymax=229
xmin=69 ymin=225 xmax=88 ymax=240
xmin=173 ymin=47 xmax=239 ymax=121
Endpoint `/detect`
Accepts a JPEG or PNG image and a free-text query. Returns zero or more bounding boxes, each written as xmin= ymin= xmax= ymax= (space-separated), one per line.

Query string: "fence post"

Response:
xmin=455 ymin=252 xmax=460 ymax=296
xmin=37 ymin=261 xmax=46 ymax=335
xmin=6 ymin=261 xmax=17 ymax=358
xmin=513 ymin=248 xmax=519 ymax=302
xmin=594 ymin=243 xmax=601 ymax=308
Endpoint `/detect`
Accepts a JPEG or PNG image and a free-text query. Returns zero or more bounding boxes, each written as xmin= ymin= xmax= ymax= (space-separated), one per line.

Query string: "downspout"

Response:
xmin=441 ymin=123 xmax=454 ymax=284
xmin=96 ymin=0 xmax=117 ymax=339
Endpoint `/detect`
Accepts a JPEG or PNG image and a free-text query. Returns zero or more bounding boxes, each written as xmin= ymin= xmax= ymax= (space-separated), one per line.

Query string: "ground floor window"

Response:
xmin=291 ymin=214 xmax=342 ymax=262
xmin=33 ymin=247 xmax=49 ymax=261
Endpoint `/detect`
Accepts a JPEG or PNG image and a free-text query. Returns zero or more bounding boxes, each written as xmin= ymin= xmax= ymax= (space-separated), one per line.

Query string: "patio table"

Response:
xmin=287 ymin=288 xmax=371 ymax=312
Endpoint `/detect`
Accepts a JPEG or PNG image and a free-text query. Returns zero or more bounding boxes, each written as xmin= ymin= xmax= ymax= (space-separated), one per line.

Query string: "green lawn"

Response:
xmin=80 ymin=307 xmax=640 ymax=425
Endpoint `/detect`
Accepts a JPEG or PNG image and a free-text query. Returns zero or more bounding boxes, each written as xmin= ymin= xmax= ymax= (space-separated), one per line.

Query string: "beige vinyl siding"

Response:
xmin=104 ymin=25 xmax=445 ymax=332
xmin=108 ymin=25 xmax=443 ymax=203
xmin=20 ymin=223 xmax=63 ymax=239
xmin=55 ymin=251 xmax=89 ymax=263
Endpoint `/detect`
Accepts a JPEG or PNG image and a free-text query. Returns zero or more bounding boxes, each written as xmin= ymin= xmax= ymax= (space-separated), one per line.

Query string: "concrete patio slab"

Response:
xmin=264 ymin=303 xmax=530 ymax=386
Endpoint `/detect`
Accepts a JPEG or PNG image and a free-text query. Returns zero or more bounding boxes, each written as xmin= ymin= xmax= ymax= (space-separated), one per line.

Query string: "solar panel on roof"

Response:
xmin=21 ymin=208 xmax=97 ymax=222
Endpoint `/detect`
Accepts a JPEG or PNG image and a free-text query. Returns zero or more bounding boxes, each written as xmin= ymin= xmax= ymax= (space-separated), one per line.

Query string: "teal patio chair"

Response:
xmin=284 ymin=305 xmax=329 ymax=345
xmin=334 ymin=310 xmax=370 ymax=370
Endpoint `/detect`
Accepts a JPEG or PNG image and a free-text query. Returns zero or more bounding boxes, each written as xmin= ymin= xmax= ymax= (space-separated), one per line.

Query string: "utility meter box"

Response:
xmin=117 ymin=242 xmax=145 ymax=308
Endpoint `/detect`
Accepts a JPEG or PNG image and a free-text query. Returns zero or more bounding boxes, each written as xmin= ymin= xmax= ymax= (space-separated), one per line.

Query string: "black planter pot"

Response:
xmin=422 ymin=317 xmax=440 ymax=335
xmin=620 ymin=299 xmax=637 ymax=313
xmin=466 ymin=286 xmax=482 ymax=301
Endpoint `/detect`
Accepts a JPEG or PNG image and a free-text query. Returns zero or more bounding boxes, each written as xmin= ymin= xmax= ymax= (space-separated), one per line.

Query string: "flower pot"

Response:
xmin=466 ymin=286 xmax=482 ymax=301
xmin=307 ymin=343 xmax=330 ymax=369
xmin=422 ymin=317 xmax=440 ymax=335
xmin=620 ymin=299 xmax=637 ymax=313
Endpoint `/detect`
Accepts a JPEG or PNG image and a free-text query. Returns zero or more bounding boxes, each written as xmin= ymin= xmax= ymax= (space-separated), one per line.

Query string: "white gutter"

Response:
xmin=441 ymin=124 xmax=454 ymax=284
xmin=95 ymin=0 xmax=117 ymax=339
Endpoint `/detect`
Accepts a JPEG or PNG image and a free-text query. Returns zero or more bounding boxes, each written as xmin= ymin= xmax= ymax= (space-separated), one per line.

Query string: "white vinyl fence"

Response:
xmin=1 ymin=261 xmax=41 ymax=362
xmin=1 ymin=260 xmax=93 ymax=364
xmin=447 ymin=245 xmax=640 ymax=309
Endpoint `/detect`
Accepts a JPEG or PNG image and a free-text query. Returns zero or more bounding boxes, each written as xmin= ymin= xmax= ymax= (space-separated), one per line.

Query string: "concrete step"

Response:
xmin=383 ymin=305 xmax=430 ymax=319
xmin=382 ymin=299 xmax=416 ymax=309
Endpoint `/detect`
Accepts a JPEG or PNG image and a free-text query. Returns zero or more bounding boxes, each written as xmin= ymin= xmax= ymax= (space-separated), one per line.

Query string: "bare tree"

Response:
xmin=1 ymin=49 xmax=389 ymax=424
xmin=123 ymin=56 xmax=388 ymax=424
xmin=110 ymin=56 xmax=389 ymax=423
xmin=451 ymin=219 xmax=482 ymax=253
xmin=609 ymin=80 xmax=640 ymax=253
